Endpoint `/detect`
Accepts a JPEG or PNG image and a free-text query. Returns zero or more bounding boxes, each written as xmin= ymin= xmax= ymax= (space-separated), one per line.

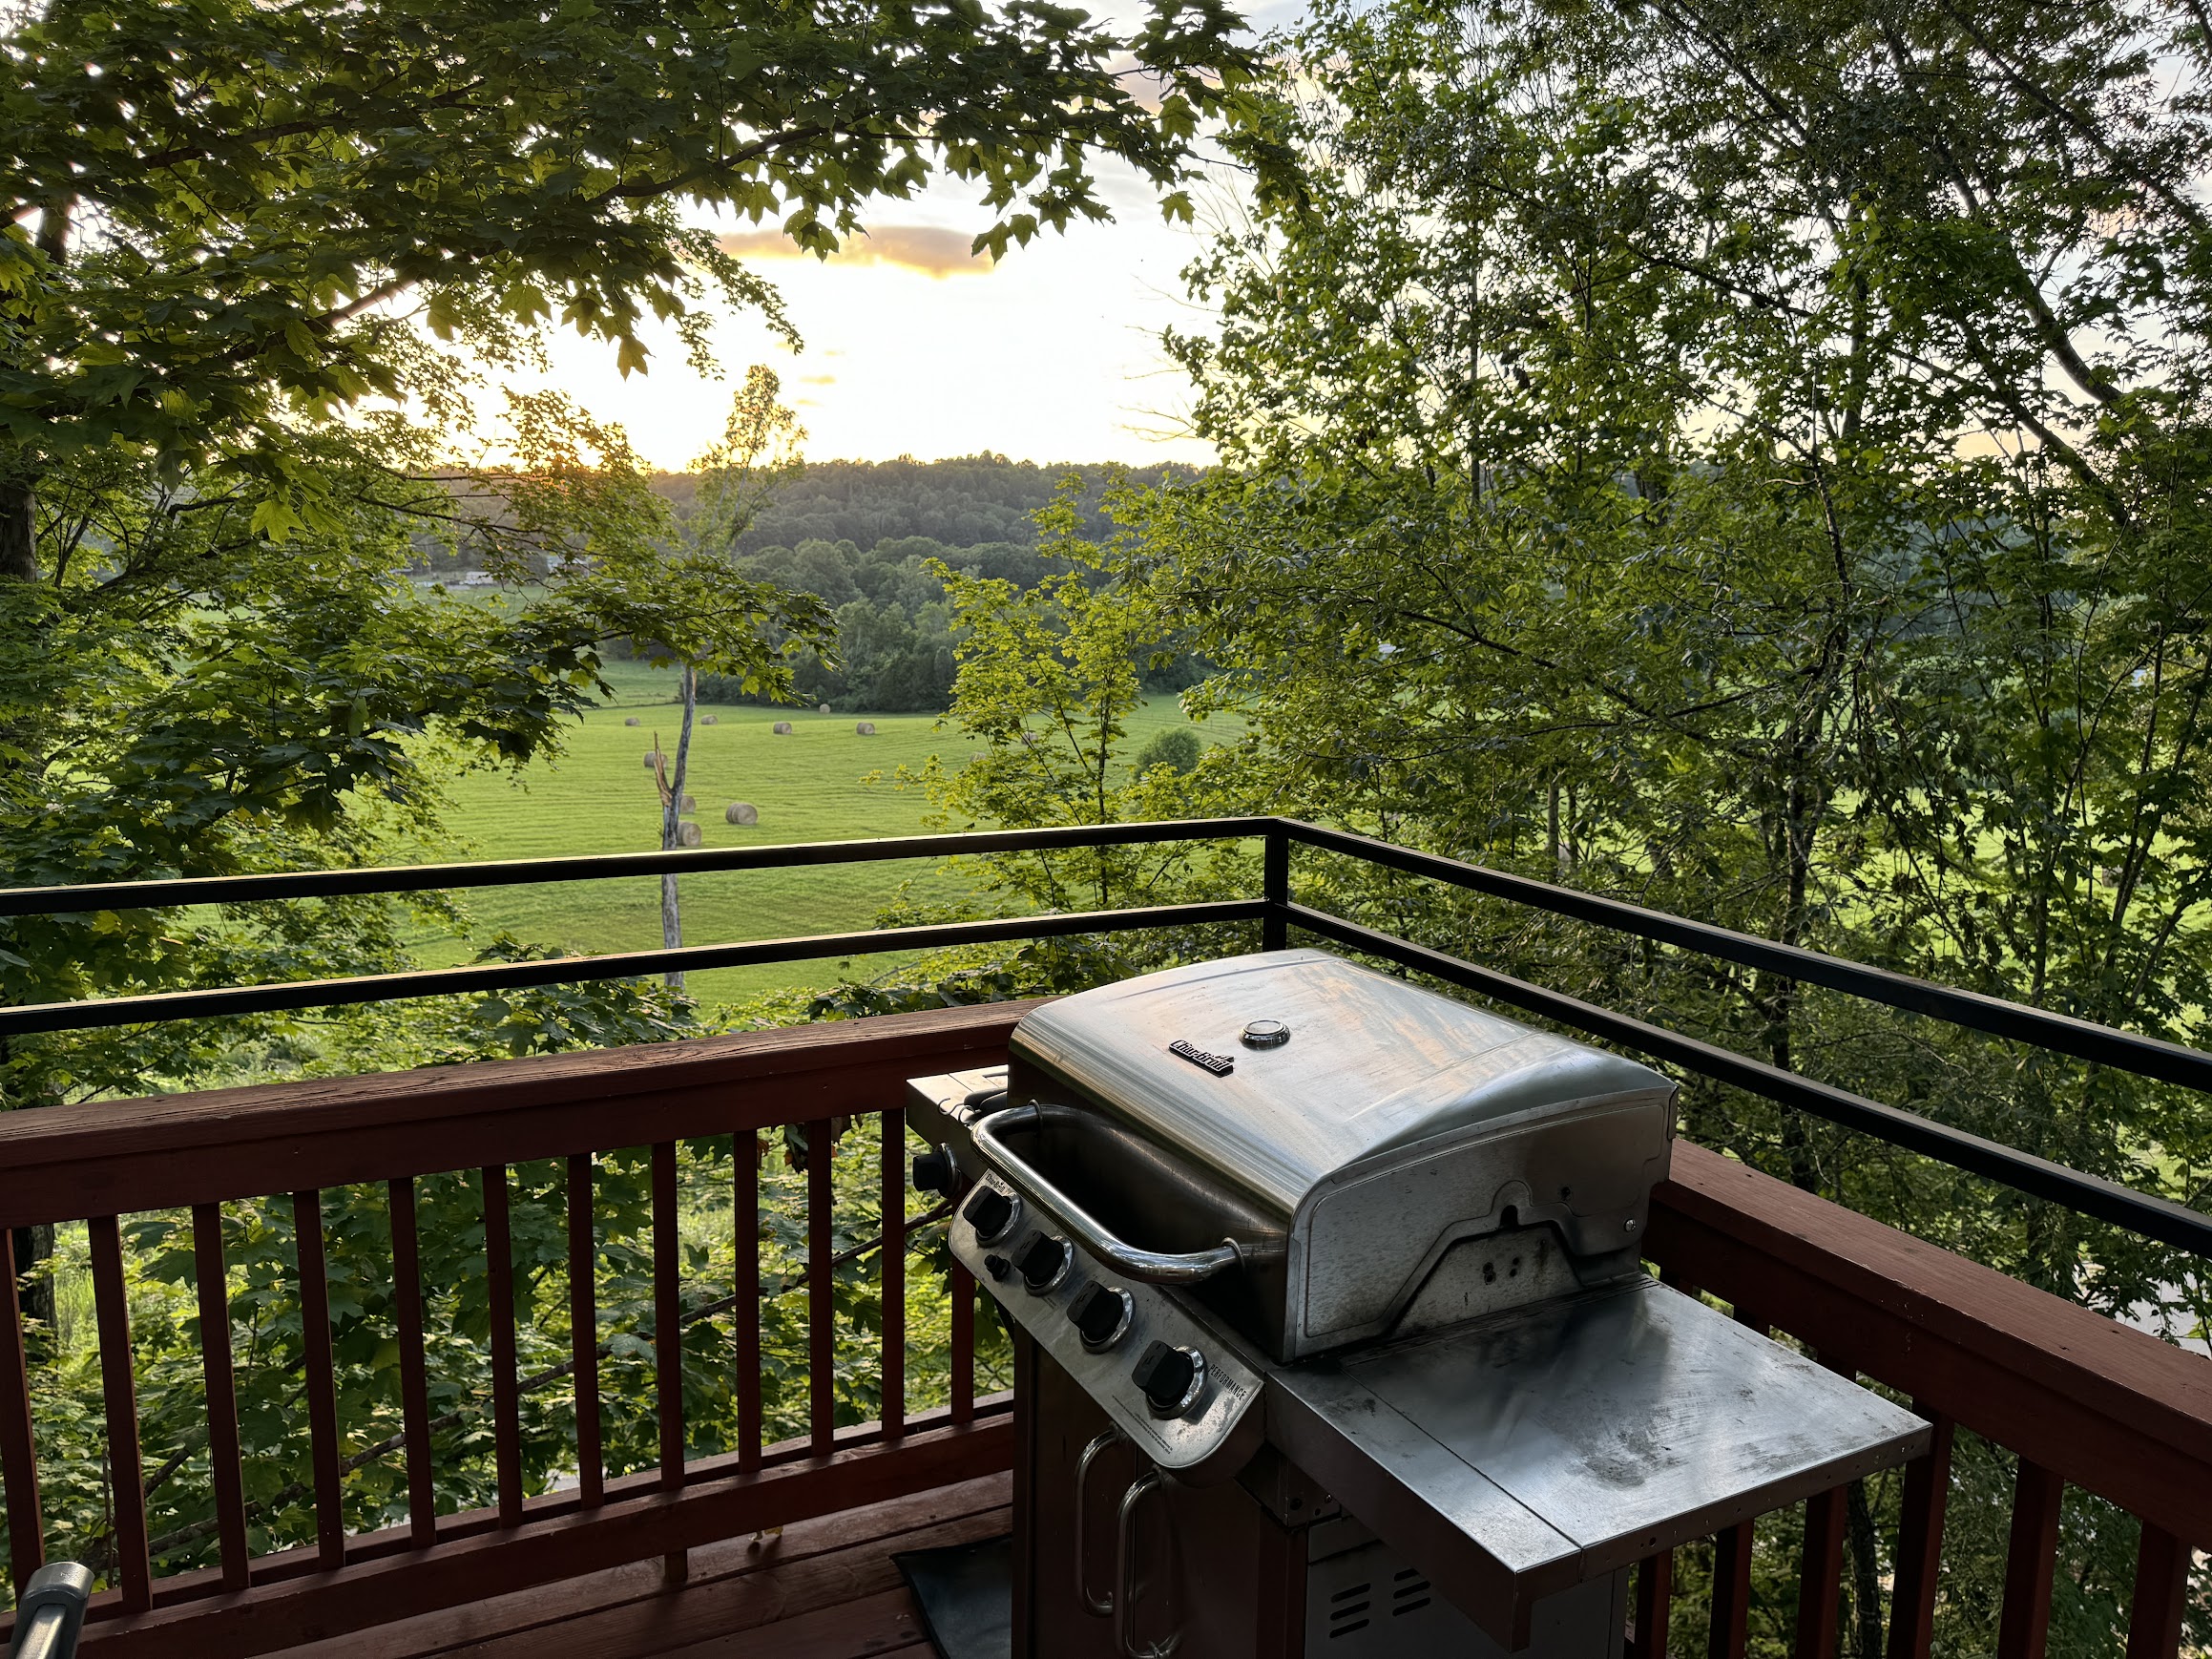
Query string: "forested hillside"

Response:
xmin=655 ymin=454 xmax=1196 ymax=552
xmin=664 ymin=457 xmax=1204 ymax=713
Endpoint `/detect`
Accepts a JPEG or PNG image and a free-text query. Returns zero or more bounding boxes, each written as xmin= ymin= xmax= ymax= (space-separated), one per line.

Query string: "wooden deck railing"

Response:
xmin=0 ymin=1004 xmax=2203 ymax=1657
xmin=0 ymin=1002 xmax=1037 ymax=1658
xmin=1642 ymin=1145 xmax=2209 ymax=1659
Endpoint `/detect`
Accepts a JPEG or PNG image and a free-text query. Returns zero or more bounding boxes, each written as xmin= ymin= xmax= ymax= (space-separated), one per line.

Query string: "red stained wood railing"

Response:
xmin=1707 ymin=1522 xmax=1753 ymax=1659
xmin=0 ymin=1001 xmax=1031 ymax=1659
xmin=806 ymin=1125 xmax=835 ymax=1453
xmin=386 ymin=1177 xmax=438 ymax=1545
xmin=1 ymin=1006 xmax=2203 ymax=1659
xmin=481 ymin=1166 xmax=524 ymax=1525
xmin=187 ymin=1204 xmax=249 ymax=1592
xmin=1647 ymin=1144 xmax=2212 ymax=1659
xmin=565 ymin=1154 xmax=603 ymax=1509
xmin=651 ymin=1141 xmax=684 ymax=1491
xmin=88 ymin=1217 xmax=152 ymax=1612
xmin=949 ymin=1257 xmax=977 ymax=1428
xmin=1995 ymin=1459 xmax=2064 ymax=1659
xmin=2127 ymin=1522 xmax=2190 ymax=1659
xmin=733 ymin=1135 xmax=762 ymax=1477
xmin=1630 ymin=1548 xmax=1671 ymax=1659
xmin=881 ymin=1111 xmax=907 ymax=1440
xmin=1885 ymin=1411 xmax=1954 ymax=1659
xmin=2 ymin=1231 xmax=45 ymax=1597
xmin=289 ymin=1190 xmax=346 ymax=1573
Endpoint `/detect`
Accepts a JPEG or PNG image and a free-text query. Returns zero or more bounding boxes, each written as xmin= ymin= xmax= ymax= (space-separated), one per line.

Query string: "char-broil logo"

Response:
xmin=1168 ymin=1039 xmax=1235 ymax=1077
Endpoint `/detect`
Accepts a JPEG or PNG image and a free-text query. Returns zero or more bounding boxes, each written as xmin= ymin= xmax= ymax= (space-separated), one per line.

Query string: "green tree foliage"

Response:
xmin=0 ymin=0 xmax=1251 ymax=1595
xmin=657 ymin=457 xmax=1203 ymax=554
xmin=0 ymin=0 xmax=1251 ymax=1095
xmin=1 ymin=0 xmax=1249 ymax=561
xmin=867 ymin=482 xmax=1251 ymax=993
xmin=1121 ymin=0 xmax=2212 ymax=1648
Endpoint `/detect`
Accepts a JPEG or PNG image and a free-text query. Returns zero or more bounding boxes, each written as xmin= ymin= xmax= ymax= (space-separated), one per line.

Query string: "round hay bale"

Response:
xmin=623 ymin=716 xmax=641 ymax=727
xmin=855 ymin=721 xmax=878 ymax=736
xmin=643 ymin=751 xmax=663 ymax=767
xmin=818 ymin=703 xmax=832 ymax=715
xmin=772 ymin=721 xmax=793 ymax=735
xmin=676 ymin=820 xmax=703 ymax=848
xmin=725 ymin=801 xmax=759 ymax=826
xmin=699 ymin=714 xmax=719 ymax=725
xmin=680 ymin=793 xmax=696 ymax=812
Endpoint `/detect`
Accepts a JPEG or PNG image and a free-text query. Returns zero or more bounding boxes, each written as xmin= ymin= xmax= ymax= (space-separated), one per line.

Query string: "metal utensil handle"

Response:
xmin=970 ymin=1104 xmax=1250 ymax=1284
xmin=1075 ymin=1428 xmax=1127 ymax=1616
xmin=1115 ymin=1469 xmax=1180 ymax=1659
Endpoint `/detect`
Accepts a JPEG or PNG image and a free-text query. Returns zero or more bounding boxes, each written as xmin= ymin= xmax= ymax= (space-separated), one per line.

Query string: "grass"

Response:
xmin=407 ymin=658 xmax=1242 ymax=1007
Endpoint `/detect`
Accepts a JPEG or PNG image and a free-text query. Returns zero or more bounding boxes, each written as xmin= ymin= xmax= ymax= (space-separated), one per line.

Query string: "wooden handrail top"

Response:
xmin=1652 ymin=1143 xmax=2212 ymax=1541
xmin=0 ymin=1001 xmax=1039 ymax=1226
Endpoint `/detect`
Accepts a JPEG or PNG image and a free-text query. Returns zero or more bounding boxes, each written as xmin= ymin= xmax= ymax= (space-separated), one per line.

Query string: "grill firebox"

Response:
xmin=908 ymin=950 xmax=1930 ymax=1656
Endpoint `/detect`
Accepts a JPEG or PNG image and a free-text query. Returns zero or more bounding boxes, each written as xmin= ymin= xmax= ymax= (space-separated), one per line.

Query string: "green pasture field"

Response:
xmin=408 ymin=658 xmax=1243 ymax=1008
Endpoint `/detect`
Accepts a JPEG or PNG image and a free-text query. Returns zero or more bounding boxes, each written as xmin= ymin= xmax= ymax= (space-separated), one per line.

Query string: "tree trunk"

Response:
xmin=659 ymin=668 xmax=698 ymax=990
xmin=0 ymin=477 xmax=36 ymax=583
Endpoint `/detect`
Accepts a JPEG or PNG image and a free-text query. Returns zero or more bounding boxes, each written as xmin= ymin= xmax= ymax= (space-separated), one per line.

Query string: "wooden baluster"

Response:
xmin=2125 ymin=1522 xmax=2190 ymax=1659
xmin=566 ymin=1154 xmax=603 ymax=1508
xmin=1 ymin=1228 xmax=45 ymax=1597
xmin=1633 ymin=1549 xmax=1673 ymax=1659
xmin=881 ymin=1111 xmax=906 ymax=1440
xmin=1995 ymin=1460 xmax=2063 ymax=1659
xmin=1709 ymin=1522 xmax=1754 ymax=1659
xmin=481 ymin=1166 xmax=523 ymax=1525
xmin=653 ymin=1141 xmax=684 ymax=1487
xmin=1886 ymin=1409 xmax=1954 ymax=1659
xmin=291 ymin=1191 xmax=346 ymax=1571
xmin=949 ymin=1257 xmax=976 ymax=1426
xmin=808 ymin=1122 xmax=835 ymax=1452
xmin=386 ymin=1179 xmax=436 ymax=1547
xmin=1795 ymin=1485 xmax=1847 ymax=1659
xmin=89 ymin=1217 xmax=152 ymax=1608
xmin=190 ymin=1204 xmax=250 ymax=1590
xmin=735 ymin=1134 xmax=762 ymax=1475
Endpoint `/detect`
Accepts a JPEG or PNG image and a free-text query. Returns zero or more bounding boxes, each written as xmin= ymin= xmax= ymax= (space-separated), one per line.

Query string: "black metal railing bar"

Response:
xmin=3 ymin=818 xmax=2209 ymax=1257
xmin=0 ymin=900 xmax=1267 ymax=1036
xmin=0 ymin=819 xmax=1278 ymax=916
xmin=1285 ymin=902 xmax=2212 ymax=1259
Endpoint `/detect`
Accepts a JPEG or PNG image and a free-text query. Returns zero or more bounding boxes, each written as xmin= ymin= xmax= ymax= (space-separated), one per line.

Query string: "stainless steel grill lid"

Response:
xmin=1003 ymin=949 xmax=1678 ymax=1360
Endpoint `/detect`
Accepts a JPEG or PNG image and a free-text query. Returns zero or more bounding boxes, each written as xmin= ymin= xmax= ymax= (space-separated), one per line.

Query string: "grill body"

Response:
xmin=908 ymin=949 xmax=1931 ymax=1655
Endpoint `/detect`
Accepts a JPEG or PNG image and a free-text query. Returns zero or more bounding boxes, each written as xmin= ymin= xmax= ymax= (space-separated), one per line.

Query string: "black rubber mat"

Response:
xmin=892 ymin=1533 xmax=1012 ymax=1659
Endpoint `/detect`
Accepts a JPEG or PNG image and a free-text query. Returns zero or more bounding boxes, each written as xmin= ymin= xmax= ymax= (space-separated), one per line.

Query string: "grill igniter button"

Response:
xmin=1131 ymin=1339 xmax=1207 ymax=1419
xmin=1067 ymin=1282 xmax=1134 ymax=1352
xmin=961 ymin=1186 xmax=1020 ymax=1245
xmin=1015 ymin=1234 xmax=1073 ymax=1293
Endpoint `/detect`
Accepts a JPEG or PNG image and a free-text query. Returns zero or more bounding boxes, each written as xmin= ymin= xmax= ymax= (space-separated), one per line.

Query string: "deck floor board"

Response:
xmin=278 ymin=1473 xmax=1010 ymax=1659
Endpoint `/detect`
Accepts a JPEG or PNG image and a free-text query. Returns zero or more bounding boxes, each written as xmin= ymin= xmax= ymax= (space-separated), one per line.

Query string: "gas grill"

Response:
xmin=908 ymin=949 xmax=1930 ymax=1657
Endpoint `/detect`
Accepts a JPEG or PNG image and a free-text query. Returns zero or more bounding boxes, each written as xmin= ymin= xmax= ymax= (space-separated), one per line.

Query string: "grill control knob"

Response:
xmin=1016 ymin=1234 xmax=1072 ymax=1293
xmin=1068 ymin=1282 xmax=1134 ymax=1352
xmin=1131 ymin=1340 xmax=1207 ymax=1419
xmin=961 ymin=1186 xmax=1020 ymax=1245
xmin=912 ymin=1149 xmax=956 ymax=1195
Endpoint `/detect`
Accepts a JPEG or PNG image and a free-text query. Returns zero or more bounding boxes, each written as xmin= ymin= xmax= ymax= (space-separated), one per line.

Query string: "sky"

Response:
xmin=532 ymin=161 xmax=1235 ymax=472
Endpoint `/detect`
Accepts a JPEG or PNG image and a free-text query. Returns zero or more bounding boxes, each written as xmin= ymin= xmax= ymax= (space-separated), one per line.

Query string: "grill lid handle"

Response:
xmin=970 ymin=1104 xmax=1279 ymax=1285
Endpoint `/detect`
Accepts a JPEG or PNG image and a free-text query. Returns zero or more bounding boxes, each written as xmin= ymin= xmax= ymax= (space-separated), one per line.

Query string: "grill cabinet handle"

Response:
xmin=1076 ymin=1428 xmax=1128 ymax=1616
xmin=970 ymin=1105 xmax=1276 ymax=1284
xmin=1115 ymin=1468 xmax=1180 ymax=1658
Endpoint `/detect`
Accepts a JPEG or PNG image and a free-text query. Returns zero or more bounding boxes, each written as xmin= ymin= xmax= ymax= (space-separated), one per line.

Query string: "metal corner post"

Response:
xmin=1262 ymin=828 xmax=1289 ymax=952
